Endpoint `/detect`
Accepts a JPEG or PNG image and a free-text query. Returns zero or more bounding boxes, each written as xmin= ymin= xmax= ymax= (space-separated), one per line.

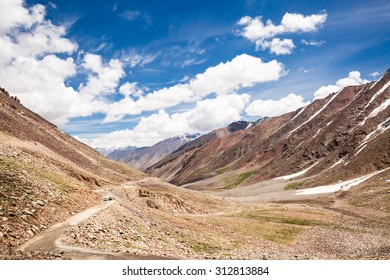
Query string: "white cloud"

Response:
xmin=236 ymin=16 xmax=284 ymax=41
xmin=181 ymin=58 xmax=207 ymax=67
xmin=245 ymin=93 xmax=308 ymax=117
xmin=236 ymin=11 xmax=327 ymax=55
xmin=0 ymin=0 xmax=44 ymax=35
xmin=102 ymin=97 xmax=139 ymax=123
xmin=301 ymin=39 xmax=325 ymax=46
xmin=369 ymin=71 xmax=380 ymax=78
xmin=313 ymin=85 xmax=340 ymax=100
xmin=107 ymin=54 xmax=285 ymax=122
xmin=0 ymin=1 xmax=76 ymax=65
xmin=122 ymin=52 xmax=159 ymax=68
xmin=119 ymin=82 xmax=144 ymax=97
xmin=121 ymin=9 xmax=152 ymax=25
xmin=281 ymin=12 xmax=327 ymax=33
xmin=90 ymin=93 xmax=250 ymax=147
xmin=79 ymin=53 xmax=124 ymax=97
xmin=121 ymin=10 xmax=142 ymax=21
xmin=0 ymin=1 xmax=127 ymax=125
xmin=314 ymin=71 xmax=370 ymax=100
xmin=186 ymin=94 xmax=250 ymax=131
xmin=0 ymin=0 xmax=81 ymax=125
xmin=188 ymin=54 xmax=284 ymax=97
xmin=257 ymin=38 xmax=295 ymax=55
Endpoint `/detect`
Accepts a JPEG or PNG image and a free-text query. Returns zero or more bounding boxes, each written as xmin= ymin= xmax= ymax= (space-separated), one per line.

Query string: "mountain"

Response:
xmin=97 ymin=146 xmax=136 ymax=158
xmin=146 ymin=120 xmax=258 ymax=182
xmin=146 ymin=69 xmax=390 ymax=191
xmin=106 ymin=133 xmax=200 ymax=171
xmin=95 ymin=146 xmax=135 ymax=156
xmin=0 ymin=87 xmax=144 ymax=254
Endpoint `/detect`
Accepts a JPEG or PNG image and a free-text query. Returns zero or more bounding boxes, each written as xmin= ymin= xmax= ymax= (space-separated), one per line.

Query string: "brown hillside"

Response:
xmin=0 ymin=87 xmax=144 ymax=253
xmin=147 ymin=69 xmax=390 ymax=188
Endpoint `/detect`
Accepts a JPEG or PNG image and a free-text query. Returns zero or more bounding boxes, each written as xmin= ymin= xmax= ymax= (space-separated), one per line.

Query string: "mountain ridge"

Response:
xmin=105 ymin=133 xmax=200 ymax=171
xmin=146 ymin=69 xmax=390 ymax=191
xmin=0 ymin=87 xmax=144 ymax=254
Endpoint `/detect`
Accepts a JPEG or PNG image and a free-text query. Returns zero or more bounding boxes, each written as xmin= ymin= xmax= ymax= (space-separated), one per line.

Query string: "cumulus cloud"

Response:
xmin=186 ymin=93 xmax=250 ymax=131
xmin=90 ymin=93 xmax=250 ymax=147
xmin=119 ymin=82 xmax=144 ymax=97
xmin=245 ymin=93 xmax=308 ymax=117
xmin=79 ymin=53 xmax=124 ymax=97
xmin=236 ymin=11 xmax=327 ymax=55
xmin=314 ymin=71 xmax=370 ymax=100
xmin=115 ymin=54 xmax=285 ymax=121
xmin=0 ymin=1 xmax=129 ymax=125
xmin=257 ymin=38 xmax=295 ymax=55
xmin=0 ymin=0 xmax=81 ymax=125
xmin=281 ymin=12 xmax=327 ymax=32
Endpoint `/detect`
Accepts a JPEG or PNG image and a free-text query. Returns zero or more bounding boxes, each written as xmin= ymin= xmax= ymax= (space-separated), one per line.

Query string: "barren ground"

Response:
xmin=14 ymin=176 xmax=390 ymax=260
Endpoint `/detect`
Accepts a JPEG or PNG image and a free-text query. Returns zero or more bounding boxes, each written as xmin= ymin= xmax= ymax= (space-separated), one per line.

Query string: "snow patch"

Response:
xmin=273 ymin=162 xmax=318 ymax=180
xmin=359 ymin=99 xmax=390 ymax=127
xmin=364 ymin=80 xmax=390 ymax=111
xmin=287 ymin=91 xmax=340 ymax=138
xmin=295 ymin=168 xmax=389 ymax=195
xmin=354 ymin=144 xmax=367 ymax=157
xmin=245 ymin=123 xmax=253 ymax=129
xmin=357 ymin=117 xmax=390 ymax=150
xmin=312 ymin=128 xmax=323 ymax=139
xmin=367 ymin=99 xmax=390 ymax=118
xmin=368 ymin=73 xmax=384 ymax=89
xmin=278 ymin=106 xmax=307 ymax=132
xmin=289 ymin=106 xmax=307 ymax=123
xmin=330 ymin=157 xmax=346 ymax=169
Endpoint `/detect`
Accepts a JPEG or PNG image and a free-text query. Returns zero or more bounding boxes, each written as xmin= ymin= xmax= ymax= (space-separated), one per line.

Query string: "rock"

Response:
xmin=2 ymin=217 xmax=8 ymax=222
xmin=27 ymin=230 xmax=34 ymax=236
xmin=0 ymin=231 xmax=3 ymax=238
xmin=23 ymin=209 xmax=34 ymax=216
xmin=34 ymin=200 xmax=45 ymax=206
xmin=30 ymin=226 xmax=39 ymax=234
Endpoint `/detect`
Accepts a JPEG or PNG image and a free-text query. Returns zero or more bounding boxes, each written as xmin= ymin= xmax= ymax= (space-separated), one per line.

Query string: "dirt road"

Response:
xmin=16 ymin=181 xmax=169 ymax=260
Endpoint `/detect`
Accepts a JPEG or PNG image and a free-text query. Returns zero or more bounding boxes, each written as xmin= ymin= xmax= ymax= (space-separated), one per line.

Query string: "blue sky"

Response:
xmin=1 ymin=0 xmax=389 ymax=147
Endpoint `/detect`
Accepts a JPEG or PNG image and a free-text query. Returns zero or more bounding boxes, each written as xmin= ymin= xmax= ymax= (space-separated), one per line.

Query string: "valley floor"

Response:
xmin=6 ymin=177 xmax=389 ymax=260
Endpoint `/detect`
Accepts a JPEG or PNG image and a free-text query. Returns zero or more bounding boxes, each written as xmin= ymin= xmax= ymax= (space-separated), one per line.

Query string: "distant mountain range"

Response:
xmin=146 ymin=69 xmax=390 ymax=190
xmin=96 ymin=146 xmax=136 ymax=157
xmin=102 ymin=133 xmax=200 ymax=171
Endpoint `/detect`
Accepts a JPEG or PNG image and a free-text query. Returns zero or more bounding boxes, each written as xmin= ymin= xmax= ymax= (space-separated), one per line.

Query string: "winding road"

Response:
xmin=16 ymin=181 xmax=169 ymax=260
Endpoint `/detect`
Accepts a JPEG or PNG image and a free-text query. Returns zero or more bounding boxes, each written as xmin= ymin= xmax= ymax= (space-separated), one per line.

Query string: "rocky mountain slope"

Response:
xmin=147 ymin=69 xmax=390 ymax=192
xmin=0 ymin=87 xmax=144 ymax=254
xmin=146 ymin=120 xmax=258 ymax=182
xmin=106 ymin=134 xmax=200 ymax=171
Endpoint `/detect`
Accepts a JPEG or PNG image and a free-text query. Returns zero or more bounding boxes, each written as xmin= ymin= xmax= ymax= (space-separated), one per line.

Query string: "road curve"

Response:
xmin=16 ymin=182 xmax=171 ymax=260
